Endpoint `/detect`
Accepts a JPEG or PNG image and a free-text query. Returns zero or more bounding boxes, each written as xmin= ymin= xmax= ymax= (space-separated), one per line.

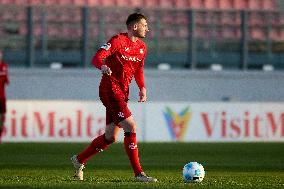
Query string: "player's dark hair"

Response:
xmin=126 ymin=13 xmax=147 ymax=27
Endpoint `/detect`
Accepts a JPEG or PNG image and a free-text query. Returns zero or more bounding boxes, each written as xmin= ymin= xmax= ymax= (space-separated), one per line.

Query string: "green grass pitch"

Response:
xmin=0 ymin=142 xmax=284 ymax=189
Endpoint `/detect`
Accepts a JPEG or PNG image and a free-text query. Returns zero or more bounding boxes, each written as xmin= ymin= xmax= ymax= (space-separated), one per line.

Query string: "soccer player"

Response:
xmin=0 ymin=51 xmax=9 ymax=143
xmin=71 ymin=13 xmax=157 ymax=182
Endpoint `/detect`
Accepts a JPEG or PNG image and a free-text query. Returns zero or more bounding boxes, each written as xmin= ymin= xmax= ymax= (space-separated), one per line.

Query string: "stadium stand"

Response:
xmin=0 ymin=0 xmax=277 ymax=9
xmin=0 ymin=0 xmax=283 ymax=69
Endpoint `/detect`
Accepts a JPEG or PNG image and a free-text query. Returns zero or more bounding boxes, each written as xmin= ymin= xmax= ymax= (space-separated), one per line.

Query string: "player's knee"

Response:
xmin=122 ymin=122 xmax=137 ymax=133
xmin=105 ymin=135 xmax=118 ymax=143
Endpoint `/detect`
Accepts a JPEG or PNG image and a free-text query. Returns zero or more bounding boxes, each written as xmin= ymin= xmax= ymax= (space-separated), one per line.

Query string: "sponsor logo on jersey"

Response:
xmin=121 ymin=55 xmax=142 ymax=62
xmin=100 ymin=43 xmax=111 ymax=50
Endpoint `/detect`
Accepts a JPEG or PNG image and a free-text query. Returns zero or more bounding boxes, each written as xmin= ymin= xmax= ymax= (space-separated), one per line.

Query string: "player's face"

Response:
xmin=134 ymin=19 xmax=149 ymax=38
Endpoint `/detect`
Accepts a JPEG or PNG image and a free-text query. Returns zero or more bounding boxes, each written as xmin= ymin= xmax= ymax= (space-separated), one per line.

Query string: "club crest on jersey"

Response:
xmin=118 ymin=112 xmax=124 ymax=118
xmin=101 ymin=43 xmax=111 ymax=50
xmin=129 ymin=143 xmax=137 ymax=150
xmin=140 ymin=49 xmax=144 ymax=54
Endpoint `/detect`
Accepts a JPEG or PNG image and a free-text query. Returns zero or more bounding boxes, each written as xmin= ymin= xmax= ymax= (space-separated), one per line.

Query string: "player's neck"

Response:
xmin=127 ymin=33 xmax=139 ymax=42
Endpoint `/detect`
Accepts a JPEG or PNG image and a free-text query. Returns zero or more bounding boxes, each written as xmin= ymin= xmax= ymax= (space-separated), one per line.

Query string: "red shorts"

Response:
xmin=99 ymin=88 xmax=131 ymax=125
xmin=0 ymin=98 xmax=6 ymax=114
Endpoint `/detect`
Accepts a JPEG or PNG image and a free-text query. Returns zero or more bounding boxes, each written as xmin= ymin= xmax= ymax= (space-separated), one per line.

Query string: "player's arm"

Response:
xmin=134 ymin=63 xmax=147 ymax=102
xmin=92 ymin=37 xmax=119 ymax=75
xmin=0 ymin=64 xmax=9 ymax=84
xmin=92 ymin=55 xmax=112 ymax=75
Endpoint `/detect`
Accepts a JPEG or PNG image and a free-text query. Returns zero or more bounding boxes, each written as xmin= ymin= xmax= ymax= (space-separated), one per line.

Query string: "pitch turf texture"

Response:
xmin=0 ymin=143 xmax=283 ymax=189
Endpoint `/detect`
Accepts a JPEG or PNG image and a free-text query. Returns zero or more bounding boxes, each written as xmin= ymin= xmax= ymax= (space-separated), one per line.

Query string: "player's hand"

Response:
xmin=101 ymin=65 xmax=112 ymax=75
xmin=138 ymin=87 xmax=147 ymax=103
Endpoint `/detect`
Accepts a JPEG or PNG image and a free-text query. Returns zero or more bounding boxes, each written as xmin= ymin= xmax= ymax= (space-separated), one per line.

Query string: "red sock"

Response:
xmin=77 ymin=134 xmax=111 ymax=164
xmin=124 ymin=132 xmax=143 ymax=176
xmin=0 ymin=128 xmax=2 ymax=144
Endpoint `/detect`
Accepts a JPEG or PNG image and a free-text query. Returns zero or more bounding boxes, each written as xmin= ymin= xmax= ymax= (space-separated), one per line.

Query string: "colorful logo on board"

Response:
xmin=163 ymin=106 xmax=191 ymax=141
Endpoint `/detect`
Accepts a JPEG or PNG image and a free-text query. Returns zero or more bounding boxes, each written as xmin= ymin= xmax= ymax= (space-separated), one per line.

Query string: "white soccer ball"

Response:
xmin=182 ymin=162 xmax=205 ymax=183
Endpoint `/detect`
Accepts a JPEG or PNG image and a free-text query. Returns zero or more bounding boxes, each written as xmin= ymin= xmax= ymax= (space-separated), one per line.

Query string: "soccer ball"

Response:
xmin=182 ymin=162 xmax=205 ymax=183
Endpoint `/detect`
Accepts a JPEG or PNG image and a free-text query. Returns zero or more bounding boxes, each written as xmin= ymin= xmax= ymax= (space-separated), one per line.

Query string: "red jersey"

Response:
xmin=92 ymin=33 xmax=146 ymax=97
xmin=0 ymin=61 xmax=9 ymax=99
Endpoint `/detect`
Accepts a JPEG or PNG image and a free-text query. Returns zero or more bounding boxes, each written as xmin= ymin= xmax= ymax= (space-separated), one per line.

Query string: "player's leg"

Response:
xmin=76 ymin=124 xmax=117 ymax=164
xmin=71 ymin=109 xmax=117 ymax=180
xmin=0 ymin=99 xmax=6 ymax=144
xmin=119 ymin=116 xmax=157 ymax=182
xmin=0 ymin=114 xmax=4 ymax=143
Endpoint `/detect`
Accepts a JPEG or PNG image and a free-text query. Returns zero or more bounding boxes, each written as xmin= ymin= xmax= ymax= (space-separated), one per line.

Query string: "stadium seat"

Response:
xmin=178 ymin=27 xmax=188 ymax=38
xmin=231 ymin=0 xmax=277 ymax=10
xmin=249 ymin=27 xmax=266 ymax=40
xmin=220 ymin=12 xmax=238 ymax=25
xmin=159 ymin=0 xmax=176 ymax=8
xmin=142 ymin=0 xmax=159 ymax=8
xmin=19 ymin=24 xmax=27 ymax=35
xmin=0 ymin=0 xmax=16 ymax=5
xmin=42 ymin=0 xmax=56 ymax=6
xmin=64 ymin=27 xmax=82 ymax=38
xmin=47 ymin=26 xmax=61 ymax=37
xmin=14 ymin=0 xmax=30 ymax=5
xmin=176 ymin=11 xmax=189 ymax=24
xmin=33 ymin=25 xmax=42 ymax=36
xmin=194 ymin=27 xmax=208 ymax=39
xmin=248 ymin=12 xmax=265 ymax=26
xmin=160 ymin=11 xmax=176 ymax=24
xmin=29 ymin=0 xmax=45 ymax=5
xmin=103 ymin=11 xmax=127 ymax=23
xmin=262 ymin=0 xmax=276 ymax=10
xmin=104 ymin=27 xmax=124 ymax=38
xmin=18 ymin=11 xmax=27 ymax=21
xmin=189 ymin=0 xmax=205 ymax=9
xmin=115 ymin=0 xmax=143 ymax=8
xmin=278 ymin=29 xmax=284 ymax=41
xmin=219 ymin=0 xmax=234 ymax=9
xmin=269 ymin=28 xmax=284 ymax=41
xmin=88 ymin=9 xmax=99 ymax=22
xmin=0 ymin=9 xmax=14 ymax=21
xmin=161 ymin=28 xmax=177 ymax=38
xmin=269 ymin=28 xmax=279 ymax=41
xmin=84 ymin=0 xmax=100 ymax=7
xmin=88 ymin=27 xmax=99 ymax=38
xmin=209 ymin=28 xmax=223 ymax=39
xmin=175 ymin=0 xmax=191 ymax=9
xmin=204 ymin=0 xmax=219 ymax=9
xmin=233 ymin=0 xmax=249 ymax=10
xmin=221 ymin=27 xmax=241 ymax=39
xmin=96 ymin=0 xmax=117 ymax=7
xmin=142 ymin=10 xmax=157 ymax=23
xmin=60 ymin=8 xmax=82 ymax=23
xmin=248 ymin=0 xmax=262 ymax=10
xmin=195 ymin=11 xmax=210 ymax=25
xmin=0 ymin=27 xmax=4 ymax=36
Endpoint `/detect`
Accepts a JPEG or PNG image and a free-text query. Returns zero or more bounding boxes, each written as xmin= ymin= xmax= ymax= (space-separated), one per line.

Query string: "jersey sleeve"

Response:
xmin=134 ymin=46 xmax=147 ymax=90
xmin=134 ymin=64 xmax=145 ymax=90
xmin=0 ymin=63 xmax=9 ymax=84
xmin=92 ymin=35 xmax=120 ymax=69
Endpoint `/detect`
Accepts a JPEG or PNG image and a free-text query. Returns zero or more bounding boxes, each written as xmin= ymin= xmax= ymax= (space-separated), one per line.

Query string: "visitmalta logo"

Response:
xmin=163 ymin=106 xmax=192 ymax=141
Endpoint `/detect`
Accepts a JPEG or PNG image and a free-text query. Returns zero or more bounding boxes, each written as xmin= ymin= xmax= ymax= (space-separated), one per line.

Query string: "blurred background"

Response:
xmin=1 ymin=0 xmax=284 ymax=70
